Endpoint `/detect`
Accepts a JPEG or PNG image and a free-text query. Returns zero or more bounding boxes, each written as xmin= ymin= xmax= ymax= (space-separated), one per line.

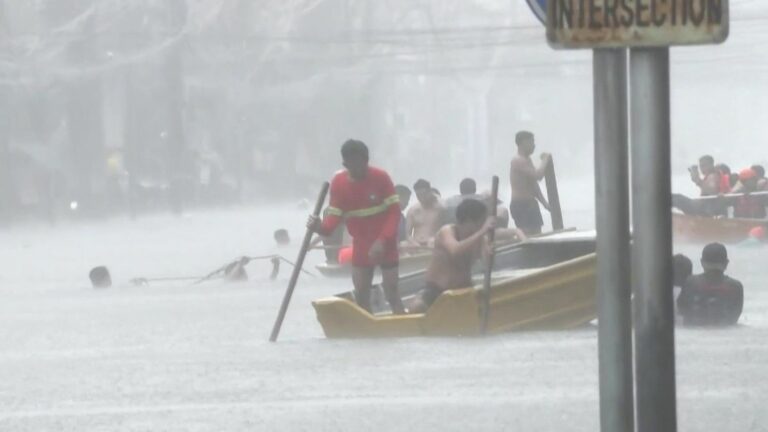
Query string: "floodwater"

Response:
xmin=1 ymin=196 xmax=767 ymax=431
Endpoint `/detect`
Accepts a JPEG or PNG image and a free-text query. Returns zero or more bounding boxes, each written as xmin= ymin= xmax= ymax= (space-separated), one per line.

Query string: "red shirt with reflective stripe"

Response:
xmin=320 ymin=166 xmax=400 ymax=242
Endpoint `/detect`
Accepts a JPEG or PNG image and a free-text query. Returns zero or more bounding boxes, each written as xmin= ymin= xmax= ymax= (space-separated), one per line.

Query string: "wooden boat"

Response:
xmin=672 ymin=212 xmax=767 ymax=244
xmin=312 ymin=230 xmax=597 ymax=338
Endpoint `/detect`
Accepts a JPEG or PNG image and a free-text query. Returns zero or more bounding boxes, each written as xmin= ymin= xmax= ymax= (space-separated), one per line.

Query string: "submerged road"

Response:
xmin=0 ymin=205 xmax=766 ymax=431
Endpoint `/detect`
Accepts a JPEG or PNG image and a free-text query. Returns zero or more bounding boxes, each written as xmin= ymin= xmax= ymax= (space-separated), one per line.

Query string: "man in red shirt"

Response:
xmin=308 ymin=139 xmax=406 ymax=314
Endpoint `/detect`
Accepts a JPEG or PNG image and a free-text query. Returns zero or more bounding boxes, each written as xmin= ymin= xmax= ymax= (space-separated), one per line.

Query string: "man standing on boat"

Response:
xmin=308 ymin=139 xmax=406 ymax=314
xmin=509 ymin=131 xmax=551 ymax=235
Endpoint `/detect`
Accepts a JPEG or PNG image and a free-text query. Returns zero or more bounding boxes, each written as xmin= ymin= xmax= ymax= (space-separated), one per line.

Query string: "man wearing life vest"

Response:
xmin=677 ymin=243 xmax=743 ymax=326
xmin=308 ymin=139 xmax=405 ymax=314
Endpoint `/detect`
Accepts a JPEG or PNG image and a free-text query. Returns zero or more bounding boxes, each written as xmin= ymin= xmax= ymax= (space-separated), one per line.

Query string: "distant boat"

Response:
xmin=672 ymin=212 xmax=767 ymax=244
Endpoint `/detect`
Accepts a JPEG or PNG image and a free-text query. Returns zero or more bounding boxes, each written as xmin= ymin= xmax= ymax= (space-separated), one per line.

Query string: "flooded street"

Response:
xmin=1 ymin=202 xmax=766 ymax=431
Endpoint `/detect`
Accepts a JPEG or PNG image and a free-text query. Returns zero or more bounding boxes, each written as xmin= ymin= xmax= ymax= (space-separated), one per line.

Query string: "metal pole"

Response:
xmin=593 ymin=48 xmax=634 ymax=432
xmin=630 ymin=47 xmax=677 ymax=432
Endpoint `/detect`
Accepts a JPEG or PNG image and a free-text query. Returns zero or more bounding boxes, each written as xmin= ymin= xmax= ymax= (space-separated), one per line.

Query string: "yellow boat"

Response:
xmin=312 ymin=230 xmax=597 ymax=338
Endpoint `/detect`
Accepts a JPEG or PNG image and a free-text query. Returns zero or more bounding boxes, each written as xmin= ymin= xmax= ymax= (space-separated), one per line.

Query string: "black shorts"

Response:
xmin=510 ymin=198 xmax=543 ymax=233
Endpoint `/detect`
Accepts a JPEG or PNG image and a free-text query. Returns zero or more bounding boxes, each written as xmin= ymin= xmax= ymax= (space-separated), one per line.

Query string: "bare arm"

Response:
xmin=513 ymin=154 xmax=550 ymax=182
xmin=405 ymin=207 xmax=417 ymax=241
xmin=437 ymin=219 xmax=494 ymax=258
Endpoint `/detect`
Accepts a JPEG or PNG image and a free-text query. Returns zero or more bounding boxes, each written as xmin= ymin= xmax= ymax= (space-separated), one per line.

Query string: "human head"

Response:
xmin=672 ymin=254 xmax=693 ymax=287
xmin=459 ymin=178 xmax=477 ymax=195
xmin=739 ymin=168 xmax=758 ymax=191
xmin=89 ymin=266 xmax=112 ymax=289
xmin=274 ymin=229 xmax=290 ymax=246
xmin=701 ymin=242 xmax=728 ymax=273
xmin=515 ymin=131 xmax=535 ymax=156
xmin=413 ymin=179 xmax=435 ymax=205
xmin=751 ymin=164 xmax=765 ymax=179
xmin=341 ymin=139 xmax=369 ymax=180
xmin=455 ymin=198 xmax=488 ymax=232
xmin=698 ymin=155 xmax=715 ymax=175
xmin=716 ymin=163 xmax=731 ymax=176
xmin=395 ymin=185 xmax=411 ymax=211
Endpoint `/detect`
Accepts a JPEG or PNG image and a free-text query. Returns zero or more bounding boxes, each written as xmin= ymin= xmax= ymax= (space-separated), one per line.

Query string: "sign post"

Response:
xmin=629 ymin=46 xmax=677 ymax=432
xmin=543 ymin=1 xmax=730 ymax=432
xmin=592 ymin=47 xmax=634 ymax=432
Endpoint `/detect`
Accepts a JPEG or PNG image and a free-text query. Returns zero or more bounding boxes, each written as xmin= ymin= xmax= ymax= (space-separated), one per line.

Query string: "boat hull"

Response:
xmin=312 ymin=248 xmax=597 ymax=339
xmin=672 ymin=212 xmax=766 ymax=244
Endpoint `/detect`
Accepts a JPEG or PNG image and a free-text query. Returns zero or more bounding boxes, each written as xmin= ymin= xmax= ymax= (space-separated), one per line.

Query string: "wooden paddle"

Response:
xmin=480 ymin=176 xmax=499 ymax=335
xmin=544 ymin=156 xmax=564 ymax=231
xmin=269 ymin=182 xmax=330 ymax=342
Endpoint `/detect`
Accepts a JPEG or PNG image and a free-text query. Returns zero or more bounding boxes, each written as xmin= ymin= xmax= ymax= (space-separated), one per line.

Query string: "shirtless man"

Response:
xmin=672 ymin=155 xmax=725 ymax=217
xmin=406 ymin=179 xmax=443 ymax=246
xmin=509 ymin=131 xmax=551 ymax=235
xmin=413 ymin=199 xmax=493 ymax=311
xmin=411 ymin=199 xmax=525 ymax=312
xmin=689 ymin=155 xmax=720 ymax=196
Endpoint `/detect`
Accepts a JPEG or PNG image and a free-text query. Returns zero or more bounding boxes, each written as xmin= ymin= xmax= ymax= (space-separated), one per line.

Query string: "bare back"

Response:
xmin=424 ymin=225 xmax=479 ymax=292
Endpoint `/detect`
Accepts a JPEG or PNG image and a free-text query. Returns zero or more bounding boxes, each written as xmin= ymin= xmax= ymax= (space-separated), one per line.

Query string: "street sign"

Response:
xmin=526 ymin=0 xmax=547 ymax=25
xmin=547 ymin=0 xmax=729 ymax=49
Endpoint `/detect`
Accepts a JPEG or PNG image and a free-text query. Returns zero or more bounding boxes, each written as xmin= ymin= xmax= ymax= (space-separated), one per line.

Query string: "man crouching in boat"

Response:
xmin=410 ymin=199 xmax=525 ymax=313
xmin=308 ymin=139 xmax=406 ymax=314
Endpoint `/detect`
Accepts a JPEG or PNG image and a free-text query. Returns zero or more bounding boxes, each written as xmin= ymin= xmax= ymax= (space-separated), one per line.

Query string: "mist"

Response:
xmin=2 ymin=1 xmax=768 ymax=431
xmin=2 ymin=0 xmax=766 ymax=224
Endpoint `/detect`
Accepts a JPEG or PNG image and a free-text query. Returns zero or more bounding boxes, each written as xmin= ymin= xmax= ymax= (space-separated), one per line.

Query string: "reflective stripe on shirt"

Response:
xmin=340 ymin=194 xmax=399 ymax=219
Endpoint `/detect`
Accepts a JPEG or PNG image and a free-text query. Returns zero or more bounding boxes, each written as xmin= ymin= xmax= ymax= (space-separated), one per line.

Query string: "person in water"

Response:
xmin=411 ymin=199 xmax=494 ymax=312
xmin=677 ymin=243 xmax=744 ymax=327
xmin=273 ymin=229 xmax=290 ymax=246
xmin=672 ymin=254 xmax=693 ymax=322
xmin=308 ymin=139 xmax=405 ymax=314
xmin=509 ymin=131 xmax=550 ymax=235
xmin=406 ymin=179 xmax=443 ymax=246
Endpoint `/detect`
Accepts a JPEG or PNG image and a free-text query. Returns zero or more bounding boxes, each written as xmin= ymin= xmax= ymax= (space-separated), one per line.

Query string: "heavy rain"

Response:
xmin=1 ymin=1 xmax=767 ymax=431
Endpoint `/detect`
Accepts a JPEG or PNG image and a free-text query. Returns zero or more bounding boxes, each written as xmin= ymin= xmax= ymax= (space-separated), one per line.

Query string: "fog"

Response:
xmin=2 ymin=0 xmax=767 ymax=223
xmin=2 ymin=1 xmax=768 ymax=431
